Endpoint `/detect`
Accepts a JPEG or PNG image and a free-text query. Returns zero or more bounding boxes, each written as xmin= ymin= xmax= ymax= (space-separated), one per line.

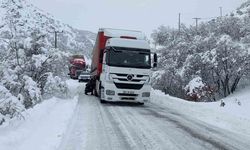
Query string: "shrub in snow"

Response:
xmin=184 ymin=77 xmax=215 ymax=101
xmin=235 ymin=98 xmax=242 ymax=106
xmin=0 ymin=68 xmax=22 ymax=96
xmin=22 ymin=76 xmax=42 ymax=108
xmin=43 ymin=73 xmax=69 ymax=99
xmin=220 ymin=100 xmax=226 ymax=107
xmin=152 ymin=70 xmax=185 ymax=98
xmin=0 ymin=85 xmax=24 ymax=125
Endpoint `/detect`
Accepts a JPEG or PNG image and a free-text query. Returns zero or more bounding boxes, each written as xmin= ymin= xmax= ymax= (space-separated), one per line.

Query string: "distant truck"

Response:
xmin=89 ymin=28 xmax=157 ymax=104
xmin=69 ymin=55 xmax=86 ymax=79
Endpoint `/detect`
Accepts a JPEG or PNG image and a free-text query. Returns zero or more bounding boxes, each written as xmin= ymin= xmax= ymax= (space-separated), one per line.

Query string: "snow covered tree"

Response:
xmin=152 ymin=13 xmax=250 ymax=101
xmin=43 ymin=73 xmax=69 ymax=99
xmin=0 ymin=0 xmax=75 ymax=124
xmin=212 ymin=35 xmax=249 ymax=97
xmin=0 ymin=84 xmax=24 ymax=125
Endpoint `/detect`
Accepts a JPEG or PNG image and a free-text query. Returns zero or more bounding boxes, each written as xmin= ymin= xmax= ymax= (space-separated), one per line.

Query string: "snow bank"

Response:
xmin=0 ymin=96 xmax=78 ymax=150
xmin=66 ymin=79 xmax=83 ymax=96
xmin=151 ymin=88 xmax=250 ymax=138
xmin=0 ymin=79 xmax=81 ymax=150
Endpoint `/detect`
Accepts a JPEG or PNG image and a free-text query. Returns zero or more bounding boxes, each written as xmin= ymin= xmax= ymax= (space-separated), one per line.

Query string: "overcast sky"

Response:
xmin=28 ymin=0 xmax=246 ymax=37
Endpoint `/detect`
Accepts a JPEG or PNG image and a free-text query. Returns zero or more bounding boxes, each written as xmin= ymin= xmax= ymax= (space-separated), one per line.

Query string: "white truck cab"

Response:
xmin=90 ymin=28 xmax=157 ymax=104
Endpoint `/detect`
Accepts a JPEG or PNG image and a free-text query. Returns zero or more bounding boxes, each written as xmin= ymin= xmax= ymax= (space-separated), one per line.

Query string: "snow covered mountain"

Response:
xmin=233 ymin=0 xmax=250 ymax=18
xmin=0 ymin=0 xmax=96 ymax=59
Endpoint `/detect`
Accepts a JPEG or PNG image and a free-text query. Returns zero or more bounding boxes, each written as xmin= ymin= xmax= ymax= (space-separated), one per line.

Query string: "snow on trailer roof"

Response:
xmin=99 ymin=28 xmax=146 ymax=40
xmin=106 ymin=38 xmax=151 ymax=50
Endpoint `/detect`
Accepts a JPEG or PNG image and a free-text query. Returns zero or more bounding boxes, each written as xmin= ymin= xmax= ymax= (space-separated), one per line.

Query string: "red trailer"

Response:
xmin=90 ymin=31 xmax=109 ymax=78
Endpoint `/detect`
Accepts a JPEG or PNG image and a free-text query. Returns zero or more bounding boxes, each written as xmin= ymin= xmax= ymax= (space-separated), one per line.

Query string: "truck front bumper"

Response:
xmin=101 ymin=81 xmax=151 ymax=103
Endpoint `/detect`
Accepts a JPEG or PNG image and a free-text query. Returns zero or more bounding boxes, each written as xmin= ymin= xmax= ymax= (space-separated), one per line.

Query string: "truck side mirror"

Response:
xmin=153 ymin=53 xmax=157 ymax=68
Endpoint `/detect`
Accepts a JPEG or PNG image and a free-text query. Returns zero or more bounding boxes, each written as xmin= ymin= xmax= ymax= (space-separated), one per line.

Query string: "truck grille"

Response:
xmin=117 ymin=78 xmax=141 ymax=82
xmin=112 ymin=73 xmax=148 ymax=83
xmin=121 ymin=97 xmax=135 ymax=101
xmin=118 ymin=93 xmax=138 ymax=97
xmin=114 ymin=83 xmax=143 ymax=90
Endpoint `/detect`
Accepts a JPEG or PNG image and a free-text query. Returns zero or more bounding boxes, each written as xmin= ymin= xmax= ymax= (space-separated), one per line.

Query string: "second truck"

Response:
xmin=89 ymin=28 xmax=157 ymax=104
xmin=68 ymin=55 xmax=86 ymax=79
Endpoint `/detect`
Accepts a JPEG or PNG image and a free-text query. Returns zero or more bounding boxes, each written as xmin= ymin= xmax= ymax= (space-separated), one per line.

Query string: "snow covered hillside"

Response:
xmin=235 ymin=0 xmax=250 ymax=18
xmin=0 ymin=0 xmax=96 ymax=126
xmin=0 ymin=0 xmax=96 ymax=59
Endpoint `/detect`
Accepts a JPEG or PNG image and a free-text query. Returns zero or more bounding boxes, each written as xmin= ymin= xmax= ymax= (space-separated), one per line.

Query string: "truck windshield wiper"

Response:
xmin=110 ymin=46 xmax=122 ymax=52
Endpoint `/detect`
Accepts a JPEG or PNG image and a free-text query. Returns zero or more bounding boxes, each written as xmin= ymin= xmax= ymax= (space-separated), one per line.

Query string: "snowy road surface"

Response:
xmin=58 ymin=85 xmax=250 ymax=150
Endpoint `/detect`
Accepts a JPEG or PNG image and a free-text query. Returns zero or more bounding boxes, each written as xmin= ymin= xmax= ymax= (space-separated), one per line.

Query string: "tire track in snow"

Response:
xmin=105 ymin=103 xmax=217 ymax=150
xmin=94 ymin=99 xmax=133 ymax=150
xmin=59 ymin=91 xmax=133 ymax=150
xmin=145 ymin=102 xmax=250 ymax=150
xmin=105 ymin=104 xmax=164 ymax=150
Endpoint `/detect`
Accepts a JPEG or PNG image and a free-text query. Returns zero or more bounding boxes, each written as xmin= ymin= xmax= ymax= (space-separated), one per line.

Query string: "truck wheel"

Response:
xmin=100 ymin=99 xmax=106 ymax=103
xmin=99 ymin=83 xmax=106 ymax=103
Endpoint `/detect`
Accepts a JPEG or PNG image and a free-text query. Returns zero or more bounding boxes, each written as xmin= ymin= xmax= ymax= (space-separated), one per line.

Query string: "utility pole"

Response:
xmin=193 ymin=17 xmax=201 ymax=30
xmin=54 ymin=30 xmax=63 ymax=49
xmin=49 ymin=29 xmax=63 ymax=49
xmin=178 ymin=13 xmax=181 ymax=33
xmin=219 ymin=7 xmax=223 ymax=17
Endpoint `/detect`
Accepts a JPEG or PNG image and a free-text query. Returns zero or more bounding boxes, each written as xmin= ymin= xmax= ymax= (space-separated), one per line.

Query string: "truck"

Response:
xmin=89 ymin=28 xmax=157 ymax=104
xmin=68 ymin=55 xmax=86 ymax=79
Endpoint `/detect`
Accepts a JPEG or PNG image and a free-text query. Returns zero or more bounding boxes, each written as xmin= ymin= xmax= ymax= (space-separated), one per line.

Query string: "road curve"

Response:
xmin=58 ymin=91 xmax=250 ymax=150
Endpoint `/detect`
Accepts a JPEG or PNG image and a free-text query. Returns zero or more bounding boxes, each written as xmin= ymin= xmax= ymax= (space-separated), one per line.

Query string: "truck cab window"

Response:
xmin=107 ymin=47 xmax=151 ymax=69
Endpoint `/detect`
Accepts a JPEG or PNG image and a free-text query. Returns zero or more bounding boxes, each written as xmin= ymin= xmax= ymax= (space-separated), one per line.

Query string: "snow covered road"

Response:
xmin=58 ymin=85 xmax=250 ymax=150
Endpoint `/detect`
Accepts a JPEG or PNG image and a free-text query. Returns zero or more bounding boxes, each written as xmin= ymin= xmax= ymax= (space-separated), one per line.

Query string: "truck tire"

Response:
xmin=100 ymin=99 xmax=106 ymax=103
xmin=99 ymin=83 xmax=106 ymax=103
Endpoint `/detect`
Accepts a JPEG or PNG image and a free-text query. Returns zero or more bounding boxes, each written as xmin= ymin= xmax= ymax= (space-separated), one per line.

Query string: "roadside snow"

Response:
xmin=66 ymin=79 xmax=81 ymax=96
xmin=151 ymin=87 xmax=250 ymax=139
xmin=0 ymin=97 xmax=78 ymax=150
xmin=0 ymin=79 xmax=80 ymax=150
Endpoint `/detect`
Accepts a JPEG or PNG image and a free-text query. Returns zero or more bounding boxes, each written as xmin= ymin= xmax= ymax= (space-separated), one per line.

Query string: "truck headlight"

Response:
xmin=142 ymin=92 xmax=150 ymax=97
xmin=106 ymin=90 xmax=115 ymax=95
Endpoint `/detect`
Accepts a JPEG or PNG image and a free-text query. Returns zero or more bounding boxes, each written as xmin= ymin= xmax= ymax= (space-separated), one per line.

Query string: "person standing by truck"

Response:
xmin=85 ymin=76 xmax=96 ymax=95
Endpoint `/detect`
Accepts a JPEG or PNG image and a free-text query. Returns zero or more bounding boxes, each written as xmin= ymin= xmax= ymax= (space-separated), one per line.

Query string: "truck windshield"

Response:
xmin=106 ymin=47 xmax=151 ymax=69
